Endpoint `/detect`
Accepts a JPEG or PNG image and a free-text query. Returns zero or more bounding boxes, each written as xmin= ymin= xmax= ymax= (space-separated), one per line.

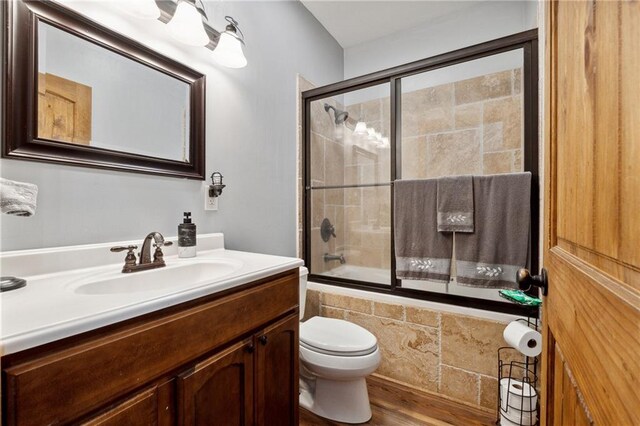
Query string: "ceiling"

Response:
xmin=300 ymin=1 xmax=479 ymax=48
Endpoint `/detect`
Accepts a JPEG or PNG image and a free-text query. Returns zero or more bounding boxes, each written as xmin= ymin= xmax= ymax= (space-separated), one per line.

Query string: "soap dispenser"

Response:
xmin=178 ymin=212 xmax=196 ymax=258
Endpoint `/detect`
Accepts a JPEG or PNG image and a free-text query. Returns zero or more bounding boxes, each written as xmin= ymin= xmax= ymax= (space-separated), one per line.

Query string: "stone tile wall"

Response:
xmin=303 ymin=289 xmax=518 ymax=413
xmin=330 ymin=68 xmax=524 ymax=274
xmin=307 ymin=91 xmax=347 ymax=274
xmin=400 ymin=68 xmax=524 ymax=178
xmin=341 ymin=98 xmax=392 ymax=272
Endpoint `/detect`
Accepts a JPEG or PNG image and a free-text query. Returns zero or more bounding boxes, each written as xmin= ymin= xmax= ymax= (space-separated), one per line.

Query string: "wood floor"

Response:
xmin=300 ymin=375 xmax=496 ymax=426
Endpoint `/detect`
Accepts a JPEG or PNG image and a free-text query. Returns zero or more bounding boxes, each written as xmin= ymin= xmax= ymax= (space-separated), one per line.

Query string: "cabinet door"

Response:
xmin=82 ymin=386 xmax=159 ymax=426
xmin=255 ymin=313 xmax=299 ymax=426
xmin=178 ymin=339 xmax=255 ymax=426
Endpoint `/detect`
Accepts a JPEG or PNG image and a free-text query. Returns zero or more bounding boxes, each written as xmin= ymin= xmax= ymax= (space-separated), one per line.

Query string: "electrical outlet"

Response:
xmin=204 ymin=183 xmax=218 ymax=211
xmin=205 ymin=194 xmax=218 ymax=211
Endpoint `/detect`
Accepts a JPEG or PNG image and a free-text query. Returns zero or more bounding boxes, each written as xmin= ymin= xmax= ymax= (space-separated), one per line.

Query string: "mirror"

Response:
xmin=3 ymin=1 xmax=206 ymax=179
xmin=37 ymin=22 xmax=191 ymax=162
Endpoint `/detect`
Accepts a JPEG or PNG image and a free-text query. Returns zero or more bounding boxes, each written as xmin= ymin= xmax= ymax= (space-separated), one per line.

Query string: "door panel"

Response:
xmin=550 ymin=344 xmax=591 ymax=426
xmin=37 ymin=72 xmax=92 ymax=145
xmin=178 ymin=339 xmax=254 ymax=426
xmin=82 ymin=387 xmax=158 ymax=426
xmin=255 ymin=314 xmax=299 ymax=426
xmin=543 ymin=1 xmax=640 ymax=425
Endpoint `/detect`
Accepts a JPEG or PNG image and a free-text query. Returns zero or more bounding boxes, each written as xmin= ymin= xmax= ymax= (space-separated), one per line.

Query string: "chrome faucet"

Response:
xmin=323 ymin=253 xmax=346 ymax=264
xmin=110 ymin=232 xmax=173 ymax=273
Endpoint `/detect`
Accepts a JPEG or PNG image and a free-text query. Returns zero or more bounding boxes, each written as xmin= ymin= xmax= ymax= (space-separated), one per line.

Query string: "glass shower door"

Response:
xmin=307 ymin=83 xmax=392 ymax=285
xmin=399 ymin=49 xmax=526 ymax=301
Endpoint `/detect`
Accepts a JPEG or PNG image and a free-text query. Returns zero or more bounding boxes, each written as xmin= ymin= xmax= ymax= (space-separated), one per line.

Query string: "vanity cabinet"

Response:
xmin=83 ymin=385 xmax=165 ymax=426
xmin=255 ymin=315 xmax=299 ymax=425
xmin=178 ymin=339 xmax=255 ymax=425
xmin=1 ymin=269 xmax=300 ymax=426
xmin=178 ymin=313 xmax=299 ymax=426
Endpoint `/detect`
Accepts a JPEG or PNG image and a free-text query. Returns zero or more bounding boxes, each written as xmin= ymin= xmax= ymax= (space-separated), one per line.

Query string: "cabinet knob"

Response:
xmin=259 ymin=335 xmax=268 ymax=345
xmin=245 ymin=342 xmax=255 ymax=353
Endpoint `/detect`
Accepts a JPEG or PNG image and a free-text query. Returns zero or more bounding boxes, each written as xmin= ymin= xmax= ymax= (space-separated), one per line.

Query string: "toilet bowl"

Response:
xmin=298 ymin=268 xmax=381 ymax=424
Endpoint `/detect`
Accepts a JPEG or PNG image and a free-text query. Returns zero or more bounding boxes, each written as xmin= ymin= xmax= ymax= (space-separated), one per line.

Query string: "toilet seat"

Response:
xmin=299 ymin=344 xmax=381 ymax=380
xmin=300 ymin=317 xmax=377 ymax=356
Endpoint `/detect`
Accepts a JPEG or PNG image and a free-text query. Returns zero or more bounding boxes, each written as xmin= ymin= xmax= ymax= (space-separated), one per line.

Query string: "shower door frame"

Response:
xmin=302 ymin=29 xmax=539 ymax=316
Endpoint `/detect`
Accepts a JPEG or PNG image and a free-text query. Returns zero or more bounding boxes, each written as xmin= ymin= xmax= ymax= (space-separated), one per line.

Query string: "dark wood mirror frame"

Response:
xmin=2 ymin=0 xmax=206 ymax=180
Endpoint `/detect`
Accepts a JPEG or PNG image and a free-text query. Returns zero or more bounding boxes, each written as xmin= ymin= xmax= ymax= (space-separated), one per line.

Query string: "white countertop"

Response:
xmin=0 ymin=234 xmax=303 ymax=356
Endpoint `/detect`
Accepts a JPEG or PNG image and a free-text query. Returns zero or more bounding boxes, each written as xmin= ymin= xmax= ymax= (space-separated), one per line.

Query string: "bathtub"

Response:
xmin=321 ymin=264 xmax=391 ymax=285
xmin=317 ymin=264 xmax=504 ymax=302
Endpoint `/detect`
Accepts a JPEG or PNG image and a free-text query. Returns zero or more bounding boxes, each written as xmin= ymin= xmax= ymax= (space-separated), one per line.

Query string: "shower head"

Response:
xmin=324 ymin=103 xmax=349 ymax=125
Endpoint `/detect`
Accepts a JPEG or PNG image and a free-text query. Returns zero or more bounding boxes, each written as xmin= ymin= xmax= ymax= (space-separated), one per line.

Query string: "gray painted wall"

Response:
xmin=344 ymin=1 xmax=537 ymax=79
xmin=0 ymin=1 xmax=343 ymax=255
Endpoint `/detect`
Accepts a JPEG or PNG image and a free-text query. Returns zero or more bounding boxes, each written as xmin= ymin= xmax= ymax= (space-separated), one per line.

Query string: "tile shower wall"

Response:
xmin=303 ymin=289 xmax=511 ymax=413
xmin=303 ymin=82 xmax=392 ymax=276
xmin=330 ymin=68 xmax=523 ymax=274
xmin=306 ymin=90 xmax=347 ymax=274
xmin=401 ymin=68 xmax=523 ymax=178
xmin=342 ymin=68 xmax=523 ymax=181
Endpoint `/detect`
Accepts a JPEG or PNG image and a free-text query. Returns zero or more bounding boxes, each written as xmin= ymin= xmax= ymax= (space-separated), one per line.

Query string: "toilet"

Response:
xmin=298 ymin=268 xmax=381 ymax=424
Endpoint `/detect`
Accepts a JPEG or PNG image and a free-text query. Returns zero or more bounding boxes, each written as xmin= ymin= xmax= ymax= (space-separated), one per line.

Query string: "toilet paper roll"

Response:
xmin=499 ymin=413 xmax=520 ymax=426
xmin=503 ymin=321 xmax=542 ymax=357
xmin=501 ymin=413 xmax=532 ymax=426
xmin=500 ymin=378 xmax=538 ymax=426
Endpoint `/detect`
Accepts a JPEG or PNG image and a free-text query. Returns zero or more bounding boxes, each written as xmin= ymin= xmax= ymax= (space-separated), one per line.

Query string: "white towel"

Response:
xmin=0 ymin=178 xmax=38 ymax=217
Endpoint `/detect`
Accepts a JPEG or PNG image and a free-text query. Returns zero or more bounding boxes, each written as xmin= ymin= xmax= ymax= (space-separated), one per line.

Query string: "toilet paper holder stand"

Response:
xmin=497 ymin=317 xmax=540 ymax=426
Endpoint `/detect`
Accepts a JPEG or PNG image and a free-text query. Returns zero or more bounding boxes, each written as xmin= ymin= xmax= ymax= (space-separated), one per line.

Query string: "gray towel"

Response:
xmin=437 ymin=175 xmax=474 ymax=233
xmin=0 ymin=178 xmax=38 ymax=217
xmin=455 ymin=172 xmax=531 ymax=288
xmin=394 ymin=179 xmax=452 ymax=283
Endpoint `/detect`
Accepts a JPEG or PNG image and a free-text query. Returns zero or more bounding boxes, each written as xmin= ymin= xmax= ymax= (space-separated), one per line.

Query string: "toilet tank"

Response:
xmin=299 ymin=267 xmax=308 ymax=318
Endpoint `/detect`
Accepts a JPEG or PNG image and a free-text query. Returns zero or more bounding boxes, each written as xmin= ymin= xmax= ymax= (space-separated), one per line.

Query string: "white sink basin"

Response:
xmin=68 ymin=259 xmax=243 ymax=295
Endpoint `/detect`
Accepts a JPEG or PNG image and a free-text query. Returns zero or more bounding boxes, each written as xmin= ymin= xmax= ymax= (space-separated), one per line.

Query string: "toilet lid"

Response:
xmin=300 ymin=317 xmax=377 ymax=356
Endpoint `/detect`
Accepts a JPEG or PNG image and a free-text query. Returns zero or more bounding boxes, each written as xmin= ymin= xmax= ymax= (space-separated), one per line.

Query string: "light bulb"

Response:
xmin=168 ymin=1 xmax=209 ymax=47
xmin=213 ymin=31 xmax=247 ymax=68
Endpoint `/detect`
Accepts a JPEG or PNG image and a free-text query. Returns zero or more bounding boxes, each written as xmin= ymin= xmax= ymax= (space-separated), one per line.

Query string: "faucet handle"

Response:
xmin=110 ymin=245 xmax=137 ymax=253
xmin=153 ymin=241 xmax=173 ymax=248
xmin=152 ymin=241 xmax=173 ymax=264
xmin=111 ymin=245 xmax=138 ymax=272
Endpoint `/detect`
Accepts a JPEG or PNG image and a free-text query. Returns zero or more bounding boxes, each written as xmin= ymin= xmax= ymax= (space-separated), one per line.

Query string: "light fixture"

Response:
xmin=209 ymin=172 xmax=226 ymax=197
xmin=167 ymin=0 xmax=210 ymax=47
xmin=380 ymin=137 xmax=390 ymax=147
xmin=117 ymin=0 xmax=160 ymax=20
xmin=212 ymin=16 xmax=247 ymax=68
xmin=366 ymin=128 xmax=377 ymax=141
xmin=353 ymin=121 xmax=367 ymax=136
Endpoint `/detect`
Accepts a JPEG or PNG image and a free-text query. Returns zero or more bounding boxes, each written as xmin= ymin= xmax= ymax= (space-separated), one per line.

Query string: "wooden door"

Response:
xmin=37 ymin=72 xmax=92 ymax=145
xmin=82 ymin=386 xmax=160 ymax=426
xmin=543 ymin=1 xmax=640 ymax=424
xmin=255 ymin=314 xmax=299 ymax=426
xmin=178 ymin=339 xmax=255 ymax=426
